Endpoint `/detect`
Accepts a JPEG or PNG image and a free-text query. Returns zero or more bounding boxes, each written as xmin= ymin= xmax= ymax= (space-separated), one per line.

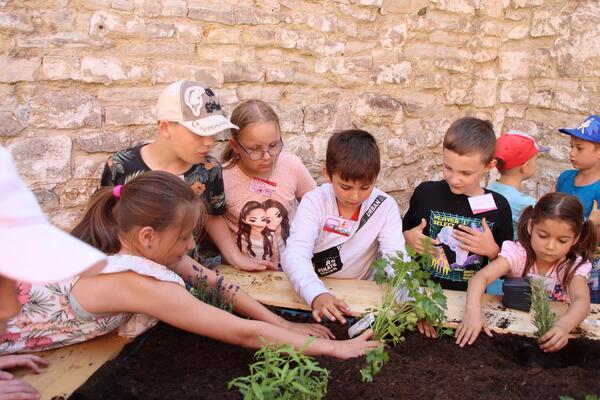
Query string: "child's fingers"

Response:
xmin=312 ymin=309 xmax=323 ymax=323
xmin=256 ymin=260 xmax=278 ymax=271
xmin=334 ymin=299 xmax=351 ymax=314
xmin=328 ymin=305 xmax=347 ymax=324
xmin=0 ymin=371 xmax=13 ymax=380
xmin=483 ymin=325 xmax=494 ymax=338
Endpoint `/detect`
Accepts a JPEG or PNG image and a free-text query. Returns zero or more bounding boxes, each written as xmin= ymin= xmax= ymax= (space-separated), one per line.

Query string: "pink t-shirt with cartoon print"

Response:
xmin=223 ymin=151 xmax=316 ymax=265
xmin=499 ymin=241 xmax=591 ymax=301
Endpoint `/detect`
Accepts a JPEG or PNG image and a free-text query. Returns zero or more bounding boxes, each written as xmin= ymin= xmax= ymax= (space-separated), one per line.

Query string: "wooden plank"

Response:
xmin=12 ymin=333 xmax=131 ymax=400
xmin=217 ymin=265 xmax=600 ymax=340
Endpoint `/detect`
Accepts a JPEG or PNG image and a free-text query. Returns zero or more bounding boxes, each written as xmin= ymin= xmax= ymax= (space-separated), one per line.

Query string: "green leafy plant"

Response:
xmin=530 ymin=278 xmax=556 ymax=338
xmin=359 ymin=244 xmax=448 ymax=382
xmin=359 ymin=343 xmax=389 ymax=383
xmin=228 ymin=338 xmax=330 ymax=400
xmin=188 ymin=266 xmax=238 ymax=313
xmin=559 ymin=395 xmax=600 ymax=400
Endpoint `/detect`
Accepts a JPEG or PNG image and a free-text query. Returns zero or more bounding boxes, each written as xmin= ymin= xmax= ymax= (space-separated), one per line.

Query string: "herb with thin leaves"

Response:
xmin=531 ymin=278 xmax=556 ymax=339
xmin=228 ymin=338 xmax=330 ymax=400
xmin=188 ymin=266 xmax=239 ymax=313
xmin=360 ymin=244 xmax=448 ymax=382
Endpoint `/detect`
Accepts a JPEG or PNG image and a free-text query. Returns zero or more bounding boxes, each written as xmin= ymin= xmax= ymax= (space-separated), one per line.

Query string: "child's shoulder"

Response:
xmin=557 ymin=169 xmax=578 ymax=182
xmin=411 ymin=180 xmax=447 ymax=195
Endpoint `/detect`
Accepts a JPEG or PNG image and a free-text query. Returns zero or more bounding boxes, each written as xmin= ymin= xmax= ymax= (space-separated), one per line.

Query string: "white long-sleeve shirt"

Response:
xmin=282 ymin=183 xmax=407 ymax=306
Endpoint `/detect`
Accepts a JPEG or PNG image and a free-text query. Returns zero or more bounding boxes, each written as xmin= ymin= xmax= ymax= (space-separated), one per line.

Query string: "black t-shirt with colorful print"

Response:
xmin=403 ymin=180 xmax=513 ymax=291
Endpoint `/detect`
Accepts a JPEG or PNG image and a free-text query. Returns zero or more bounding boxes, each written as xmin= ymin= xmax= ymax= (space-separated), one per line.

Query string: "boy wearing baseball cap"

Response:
xmin=100 ymin=80 xmax=275 ymax=272
xmin=554 ymin=115 xmax=600 ymax=303
xmin=0 ymin=145 xmax=107 ymax=398
xmin=488 ymin=131 xmax=550 ymax=239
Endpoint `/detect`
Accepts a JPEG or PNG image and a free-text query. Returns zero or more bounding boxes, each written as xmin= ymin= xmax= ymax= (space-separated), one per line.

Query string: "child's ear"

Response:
xmin=138 ymin=226 xmax=156 ymax=250
xmin=229 ymin=138 xmax=240 ymax=155
xmin=485 ymin=158 xmax=497 ymax=172
xmin=158 ymin=120 xmax=171 ymax=139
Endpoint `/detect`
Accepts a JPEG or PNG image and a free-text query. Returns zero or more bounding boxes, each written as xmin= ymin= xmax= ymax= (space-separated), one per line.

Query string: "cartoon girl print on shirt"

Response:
xmin=236 ymin=200 xmax=290 ymax=264
xmin=237 ymin=201 xmax=274 ymax=261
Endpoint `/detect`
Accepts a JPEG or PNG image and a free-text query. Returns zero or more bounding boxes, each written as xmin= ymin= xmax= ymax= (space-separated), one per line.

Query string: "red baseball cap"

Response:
xmin=495 ymin=131 xmax=550 ymax=170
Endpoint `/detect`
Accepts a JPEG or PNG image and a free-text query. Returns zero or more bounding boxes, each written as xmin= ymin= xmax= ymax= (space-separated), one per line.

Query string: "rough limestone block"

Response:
xmin=80 ymin=56 xmax=150 ymax=83
xmin=222 ymin=63 xmax=265 ymax=83
xmin=0 ymin=10 xmax=33 ymax=32
xmin=188 ymin=5 xmax=235 ymax=25
xmin=0 ymin=111 xmax=25 ymax=137
xmin=153 ymin=62 xmax=222 ymax=86
xmin=555 ymin=2 xmax=600 ymax=78
xmin=0 ymin=56 xmax=40 ymax=82
xmin=473 ymin=79 xmax=498 ymax=108
xmin=28 ymin=88 xmax=102 ymax=129
xmin=355 ymin=92 xmax=402 ymax=117
xmin=105 ymin=106 xmax=155 ymax=126
xmin=371 ymin=62 xmax=412 ymax=85
xmin=41 ymin=56 xmax=81 ymax=80
xmin=75 ymin=130 xmax=131 ymax=152
xmin=7 ymin=136 xmax=72 ymax=185
xmin=161 ymin=0 xmax=187 ymax=17
xmin=500 ymin=80 xmax=530 ymax=104
xmin=304 ymin=103 xmax=336 ymax=133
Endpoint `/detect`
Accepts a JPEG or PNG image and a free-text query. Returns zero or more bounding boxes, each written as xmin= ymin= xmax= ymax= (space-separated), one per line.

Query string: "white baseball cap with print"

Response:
xmin=0 ymin=146 xmax=107 ymax=283
xmin=156 ymin=80 xmax=239 ymax=136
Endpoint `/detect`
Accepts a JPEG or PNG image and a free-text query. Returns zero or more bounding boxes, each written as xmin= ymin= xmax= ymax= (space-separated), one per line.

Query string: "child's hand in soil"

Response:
xmin=539 ymin=323 xmax=569 ymax=352
xmin=311 ymin=293 xmax=351 ymax=325
xmin=455 ymin=310 xmax=493 ymax=347
xmin=417 ymin=319 xmax=438 ymax=339
xmin=279 ymin=320 xmax=335 ymax=339
xmin=332 ymin=329 xmax=380 ymax=360
xmin=0 ymin=355 xmax=49 ymax=374
xmin=0 ymin=378 xmax=40 ymax=400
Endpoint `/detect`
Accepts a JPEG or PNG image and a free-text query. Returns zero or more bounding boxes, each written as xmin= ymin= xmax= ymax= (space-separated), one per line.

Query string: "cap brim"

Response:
xmin=559 ymin=128 xmax=594 ymax=142
xmin=0 ymin=223 xmax=107 ymax=283
xmin=537 ymin=144 xmax=550 ymax=152
xmin=180 ymin=115 xmax=239 ymax=137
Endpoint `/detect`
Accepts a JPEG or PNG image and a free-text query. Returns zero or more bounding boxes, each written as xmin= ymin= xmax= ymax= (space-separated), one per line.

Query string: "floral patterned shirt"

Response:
xmin=0 ymin=254 xmax=184 ymax=355
xmin=100 ymin=144 xmax=226 ymax=266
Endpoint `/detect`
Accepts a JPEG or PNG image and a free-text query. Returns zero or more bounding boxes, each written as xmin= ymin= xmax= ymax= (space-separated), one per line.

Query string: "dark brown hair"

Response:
xmin=443 ymin=117 xmax=496 ymax=164
xmin=264 ymin=199 xmax=290 ymax=245
xmin=222 ymin=100 xmax=281 ymax=168
xmin=517 ymin=192 xmax=597 ymax=289
xmin=72 ymin=171 xmax=205 ymax=254
xmin=325 ymin=129 xmax=380 ymax=184
xmin=236 ymin=201 xmax=272 ymax=260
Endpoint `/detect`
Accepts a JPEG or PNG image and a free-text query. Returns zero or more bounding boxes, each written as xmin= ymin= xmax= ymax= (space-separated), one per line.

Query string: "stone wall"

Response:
xmin=1 ymin=0 xmax=598 ymax=228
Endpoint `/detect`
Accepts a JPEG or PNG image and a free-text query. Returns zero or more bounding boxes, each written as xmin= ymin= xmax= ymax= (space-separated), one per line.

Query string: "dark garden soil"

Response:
xmin=69 ymin=312 xmax=600 ymax=400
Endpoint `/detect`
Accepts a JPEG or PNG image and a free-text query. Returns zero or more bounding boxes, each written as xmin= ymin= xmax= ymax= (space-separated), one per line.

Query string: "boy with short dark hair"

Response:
xmin=403 ymin=117 xmax=513 ymax=299
xmin=282 ymin=129 xmax=408 ymax=325
xmin=101 ymin=80 xmax=275 ymax=272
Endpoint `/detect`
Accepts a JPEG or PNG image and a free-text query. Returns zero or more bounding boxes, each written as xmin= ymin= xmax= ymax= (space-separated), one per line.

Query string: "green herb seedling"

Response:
xmin=530 ymin=278 xmax=556 ymax=339
xmin=359 ymin=243 xmax=448 ymax=382
xmin=228 ymin=338 xmax=330 ymax=400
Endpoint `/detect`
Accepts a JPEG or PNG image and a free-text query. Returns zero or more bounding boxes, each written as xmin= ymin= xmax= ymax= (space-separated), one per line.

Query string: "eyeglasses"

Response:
xmin=236 ymin=139 xmax=283 ymax=161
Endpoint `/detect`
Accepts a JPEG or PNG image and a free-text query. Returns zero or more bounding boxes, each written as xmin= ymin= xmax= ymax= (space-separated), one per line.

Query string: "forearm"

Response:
xmin=282 ymin=250 xmax=328 ymax=306
xmin=233 ymin=289 xmax=287 ymax=326
xmin=556 ymin=298 xmax=591 ymax=332
xmin=235 ymin=320 xmax=336 ymax=356
xmin=206 ymin=215 xmax=242 ymax=264
xmin=464 ymin=275 xmax=488 ymax=315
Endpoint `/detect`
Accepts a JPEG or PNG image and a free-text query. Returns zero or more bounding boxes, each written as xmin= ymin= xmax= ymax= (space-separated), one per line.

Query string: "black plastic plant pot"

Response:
xmin=501 ymin=277 xmax=531 ymax=312
xmin=515 ymin=341 xmax=562 ymax=369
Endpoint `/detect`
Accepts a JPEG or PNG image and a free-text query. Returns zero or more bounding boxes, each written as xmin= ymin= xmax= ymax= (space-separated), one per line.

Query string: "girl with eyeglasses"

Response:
xmin=222 ymin=100 xmax=316 ymax=269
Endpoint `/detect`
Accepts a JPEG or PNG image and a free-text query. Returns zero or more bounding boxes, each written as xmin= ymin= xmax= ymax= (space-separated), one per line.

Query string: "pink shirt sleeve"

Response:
xmin=498 ymin=241 xmax=527 ymax=277
xmin=573 ymin=259 xmax=592 ymax=277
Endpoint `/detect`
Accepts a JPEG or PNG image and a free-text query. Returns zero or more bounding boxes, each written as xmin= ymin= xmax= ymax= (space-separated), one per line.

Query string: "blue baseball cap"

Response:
xmin=559 ymin=115 xmax=600 ymax=144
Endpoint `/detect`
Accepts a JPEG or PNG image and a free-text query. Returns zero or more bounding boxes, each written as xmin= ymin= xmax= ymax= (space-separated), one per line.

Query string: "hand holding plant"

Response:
xmin=331 ymin=329 xmax=379 ymax=360
xmin=531 ymin=278 xmax=557 ymax=340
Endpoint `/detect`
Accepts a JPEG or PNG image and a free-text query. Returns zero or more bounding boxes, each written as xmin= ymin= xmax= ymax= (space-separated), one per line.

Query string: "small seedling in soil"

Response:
xmin=359 ymin=244 xmax=448 ymax=382
xmin=228 ymin=338 xmax=330 ymax=400
xmin=188 ymin=266 xmax=239 ymax=313
xmin=531 ymin=279 xmax=556 ymax=339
